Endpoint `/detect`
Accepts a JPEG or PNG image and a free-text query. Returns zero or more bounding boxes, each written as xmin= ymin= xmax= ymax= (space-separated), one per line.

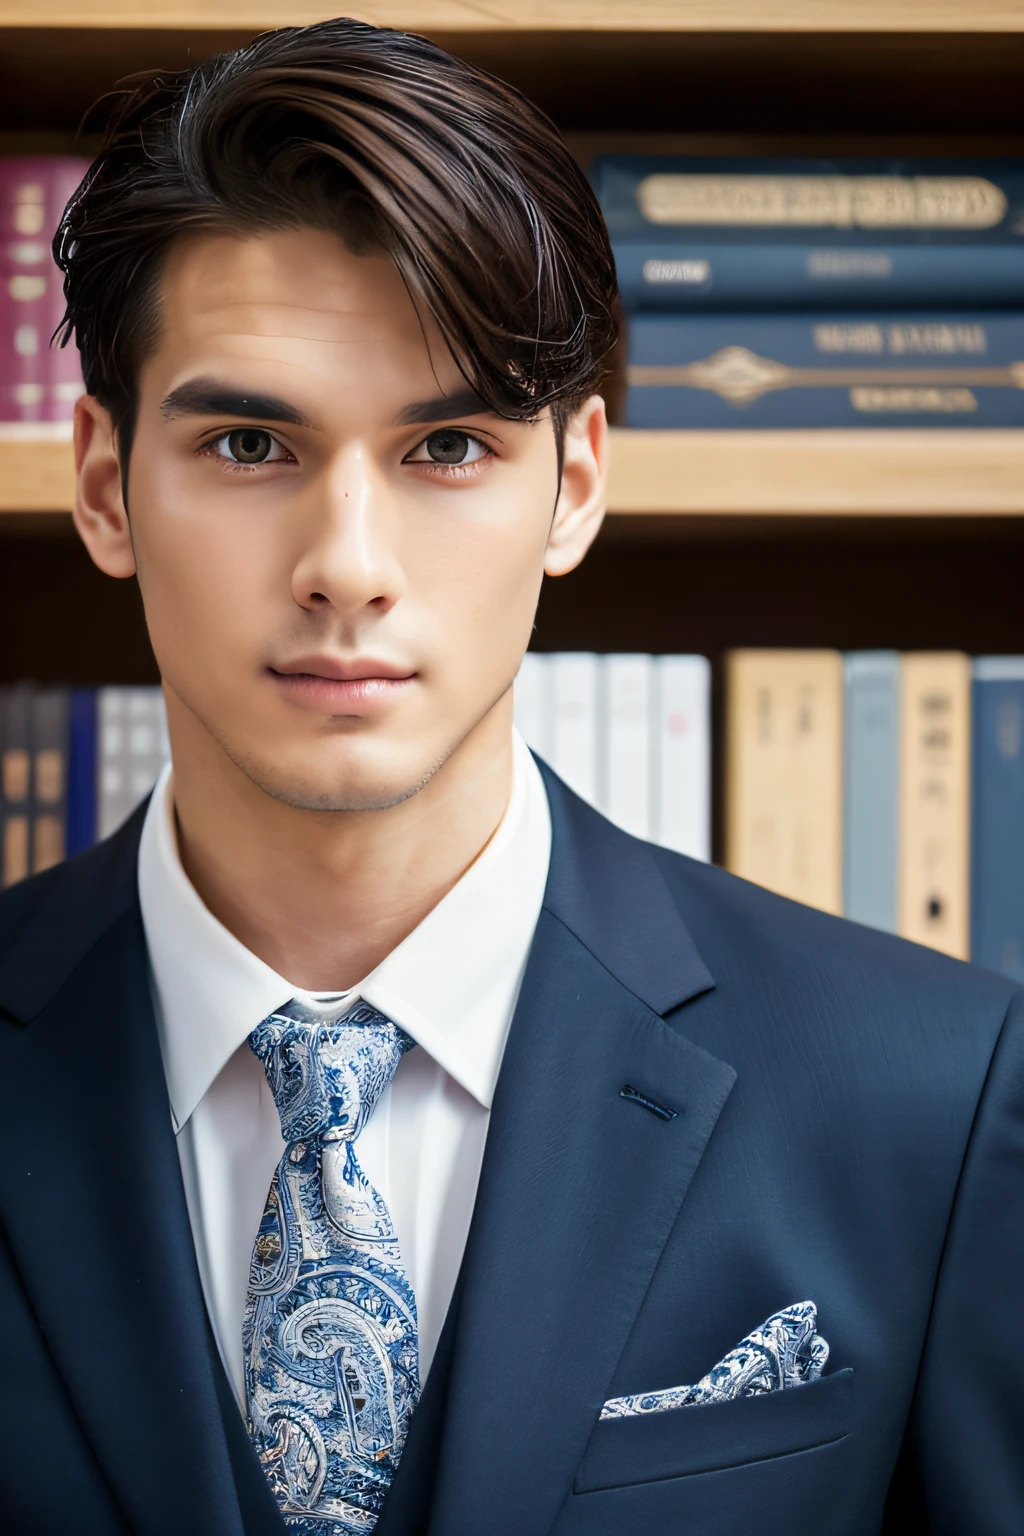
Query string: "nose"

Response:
xmin=290 ymin=443 xmax=407 ymax=619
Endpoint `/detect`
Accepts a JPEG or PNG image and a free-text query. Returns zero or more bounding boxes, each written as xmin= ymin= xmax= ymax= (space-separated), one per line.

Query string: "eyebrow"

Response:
xmin=159 ymin=377 xmax=316 ymax=428
xmin=393 ymin=388 xmax=490 ymax=426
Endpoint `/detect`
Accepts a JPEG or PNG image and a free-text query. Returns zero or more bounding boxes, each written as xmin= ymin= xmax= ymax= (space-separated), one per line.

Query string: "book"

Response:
xmin=0 ymin=157 xmax=87 ymax=431
xmin=971 ymin=658 xmax=1024 ymax=981
xmin=0 ymin=684 xmax=32 ymax=888
xmin=725 ymin=650 xmax=844 ymax=913
xmin=626 ymin=312 xmax=1024 ymax=428
xmin=66 ymin=686 xmax=97 ymax=858
xmin=97 ymin=687 xmax=169 ymax=840
xmin=653 ymin=654 xmax=711 ymax=861
xmin=513 ymin=651 xmax=549 ymax=759
xmin=593 ymin=155 xmax=1024 ymax=309
xmin=604 ymin=654 xmax=652 ymax=839
xmin=548 ymin=653 xmax=600 ymax=806
xmin=843 ymin=652 xmax=899 ymax=934
xmin=30 ymin=685 xmax=69 ymax=875
xmin=897 ymin=653 xmax=971 ymax=959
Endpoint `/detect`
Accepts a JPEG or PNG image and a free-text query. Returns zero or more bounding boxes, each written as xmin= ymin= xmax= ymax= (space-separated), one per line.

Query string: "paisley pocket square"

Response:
xmin=600 ymin=1300 xmax=829 ymax=1420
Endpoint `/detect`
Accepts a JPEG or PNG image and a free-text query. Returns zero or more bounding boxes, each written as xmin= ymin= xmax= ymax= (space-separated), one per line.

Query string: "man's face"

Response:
xmin=83 ymin=227 xmax=605 ymax=811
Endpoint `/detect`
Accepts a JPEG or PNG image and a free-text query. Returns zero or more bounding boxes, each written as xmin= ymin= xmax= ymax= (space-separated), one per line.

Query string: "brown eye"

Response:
xmin=425 ymin=429 xmax=471 ymax=464
xmin=227 ymin=428 xmax=274 ymax=463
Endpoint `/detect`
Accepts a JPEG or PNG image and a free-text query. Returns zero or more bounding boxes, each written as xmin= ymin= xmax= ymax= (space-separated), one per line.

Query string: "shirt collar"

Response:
xmin=139 ymin=730 xmax=551 ymax=1133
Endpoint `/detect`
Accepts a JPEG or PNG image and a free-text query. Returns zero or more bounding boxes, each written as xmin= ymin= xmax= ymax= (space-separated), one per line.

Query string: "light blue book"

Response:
xmin=843 ymin=653 xmax=899 ymax=933
xmin=971 ymin=657 xmax=1024 ymax=981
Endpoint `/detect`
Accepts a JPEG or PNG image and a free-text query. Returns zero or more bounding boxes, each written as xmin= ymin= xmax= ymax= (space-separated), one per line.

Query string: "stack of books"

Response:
xmin=591 ymin=154 xmax=1024 ymax=428
xmin=1 ymin=155 xmax=89 ymax=433
xmin=0 ymin=684 xmax=168 ymax=886
xmin=515 ymin=652 xmax=710 ymax=859
xmin=725 ymin=650 xmax=1024 ymax=978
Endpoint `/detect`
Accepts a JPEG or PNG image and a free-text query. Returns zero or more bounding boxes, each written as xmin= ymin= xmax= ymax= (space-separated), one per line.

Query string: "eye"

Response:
xmin=404 ymin=429 xmax=489 ymax=467
xmin=206 ymin=428 xmax=292 ymax=466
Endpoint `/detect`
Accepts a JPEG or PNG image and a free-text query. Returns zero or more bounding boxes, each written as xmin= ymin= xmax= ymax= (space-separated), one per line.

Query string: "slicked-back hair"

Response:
xmin=54 ymin=17 xmax=620 ymax=464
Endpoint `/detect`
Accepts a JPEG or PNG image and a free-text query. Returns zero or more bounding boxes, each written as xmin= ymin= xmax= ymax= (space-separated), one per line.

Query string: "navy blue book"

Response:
xmin=626 ymin=311 xmax=1024 ymax=429
xmin=592 ymin=156 xmax=1024 ymax=309
xmin=66 ymin=686 xmax=97 ymax=858
xmin=971 ymin=658 xmax=1024 ymax=982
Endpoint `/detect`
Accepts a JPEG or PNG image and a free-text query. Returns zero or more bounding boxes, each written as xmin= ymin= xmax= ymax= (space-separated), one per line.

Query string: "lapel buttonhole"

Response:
xmin=619 ymin=1084 xmax=679 ymax=1122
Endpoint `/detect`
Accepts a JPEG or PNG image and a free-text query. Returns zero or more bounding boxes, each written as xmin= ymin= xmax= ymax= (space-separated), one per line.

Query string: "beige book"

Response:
xmin=898 ymin=652 xmax=971 ymax=959
xmin=726 ymin=650 xmax=844 ymax=914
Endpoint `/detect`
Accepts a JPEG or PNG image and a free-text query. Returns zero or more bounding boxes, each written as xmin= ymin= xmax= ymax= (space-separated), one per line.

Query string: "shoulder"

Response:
xmin=647 ymin=841 xmax=1020 ymax=1067
xmin=0 ymin=807 xmax=146 ymax=1022
xmin=658 ymin=843 xmax=1010 ymax=1004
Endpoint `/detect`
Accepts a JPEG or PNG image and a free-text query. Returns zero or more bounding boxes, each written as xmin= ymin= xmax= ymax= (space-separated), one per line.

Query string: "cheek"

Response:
xmin=130 ymin=476 xmax=282 ymax=675
xmin=407 ymin=491 xmax=549 ymax=661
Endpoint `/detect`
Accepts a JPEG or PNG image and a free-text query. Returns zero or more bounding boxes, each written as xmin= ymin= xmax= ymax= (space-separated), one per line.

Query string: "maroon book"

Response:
xmin=0 ymin=156 xmax=89 ymax=428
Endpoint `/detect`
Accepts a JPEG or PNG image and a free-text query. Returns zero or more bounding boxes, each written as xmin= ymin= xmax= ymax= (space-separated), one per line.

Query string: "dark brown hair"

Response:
xmin=54 ymin=17 xmax=619 ymax=463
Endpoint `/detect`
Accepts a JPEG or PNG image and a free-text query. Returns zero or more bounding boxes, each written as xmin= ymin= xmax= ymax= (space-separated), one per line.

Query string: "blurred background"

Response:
xmin=2 ymin=1 xmax=1024 ymax=977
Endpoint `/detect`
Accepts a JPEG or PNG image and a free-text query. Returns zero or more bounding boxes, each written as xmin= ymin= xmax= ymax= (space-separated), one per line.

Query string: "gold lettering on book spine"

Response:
xmin=637 ymin=175 xmax=1008 ymax=230
xmin=627 ymin=349 xmax=1024 ymax=405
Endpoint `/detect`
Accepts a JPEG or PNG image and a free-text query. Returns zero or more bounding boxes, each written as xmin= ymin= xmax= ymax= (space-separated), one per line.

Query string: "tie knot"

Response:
xmin=249 ymin=996 xmax=413 ymax=1146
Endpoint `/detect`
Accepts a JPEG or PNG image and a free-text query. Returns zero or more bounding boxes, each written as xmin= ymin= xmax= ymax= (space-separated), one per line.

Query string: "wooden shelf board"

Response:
xmin=0 ymin=437 xmax=75 ymax=514
xmin=5 ymin=430 xmax=1024 ymax=518
xmin=4 ymin=2 xmax=1024 ymax=32
xmin=607 ymin=429 xmax=1024 ymax=516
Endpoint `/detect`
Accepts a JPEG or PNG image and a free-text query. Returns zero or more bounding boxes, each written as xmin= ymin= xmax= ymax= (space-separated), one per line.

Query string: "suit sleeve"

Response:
xmin=883 ymin=989 xmax=1024 ymax=1532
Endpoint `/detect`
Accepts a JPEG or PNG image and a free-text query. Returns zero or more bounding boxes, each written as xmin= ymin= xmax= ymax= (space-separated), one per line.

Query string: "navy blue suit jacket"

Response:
xmin=1 ymin=761 xmax=1023 ymax=1535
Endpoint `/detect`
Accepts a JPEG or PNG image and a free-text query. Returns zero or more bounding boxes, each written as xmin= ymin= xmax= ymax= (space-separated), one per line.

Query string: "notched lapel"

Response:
xmin=424 ymin=769 xmax=735 ymax=1536
xmin=427 ymin=914 xmax=735 ymax=1536
xmin=0 ymin=823 xmax=250 ymax=1536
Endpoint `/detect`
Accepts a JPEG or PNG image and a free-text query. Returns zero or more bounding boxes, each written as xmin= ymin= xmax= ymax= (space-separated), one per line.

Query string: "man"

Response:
xmin=1 ymin=17 xmax=1021 ymax=1536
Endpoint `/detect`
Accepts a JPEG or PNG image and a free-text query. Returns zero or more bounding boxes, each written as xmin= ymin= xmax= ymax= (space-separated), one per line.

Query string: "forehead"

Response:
xmin=147 ymin=226 xmax=462 ymax=403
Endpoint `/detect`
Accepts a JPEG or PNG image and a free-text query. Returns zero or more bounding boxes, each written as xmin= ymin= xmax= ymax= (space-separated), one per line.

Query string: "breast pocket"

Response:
xmin=574 ymin=1368 xmax=854 ymax=1493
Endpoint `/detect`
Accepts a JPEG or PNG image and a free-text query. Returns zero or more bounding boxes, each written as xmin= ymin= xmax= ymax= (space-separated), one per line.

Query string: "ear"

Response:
xmin=544 ymin=394 xmax=608 ymax=579
xmin=72 ymin=394 xmax=137 ymax=579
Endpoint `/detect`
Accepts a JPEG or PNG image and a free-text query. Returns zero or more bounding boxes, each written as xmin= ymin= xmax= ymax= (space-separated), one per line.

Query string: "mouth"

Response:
xmin=268 ymin=656 xmax=416 ymax=713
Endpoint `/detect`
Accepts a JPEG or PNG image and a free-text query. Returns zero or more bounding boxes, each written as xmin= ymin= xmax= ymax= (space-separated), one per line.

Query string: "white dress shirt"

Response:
xmin=137 ymin=729 xmax=551 ymax=1405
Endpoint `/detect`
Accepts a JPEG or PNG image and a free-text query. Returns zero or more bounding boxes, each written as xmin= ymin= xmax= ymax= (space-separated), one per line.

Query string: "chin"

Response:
xmin=229 ymin=739 xmax=450 ymax=815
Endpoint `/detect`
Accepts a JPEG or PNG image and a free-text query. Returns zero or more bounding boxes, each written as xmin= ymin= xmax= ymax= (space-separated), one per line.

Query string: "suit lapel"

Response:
xmin=0 ymin=815 xmax=253 ymax=1536
xmin=425 ymin=768 xmax=736 ymax=1536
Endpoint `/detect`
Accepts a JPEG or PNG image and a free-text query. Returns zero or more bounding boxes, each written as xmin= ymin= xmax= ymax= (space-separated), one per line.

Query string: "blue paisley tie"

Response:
xmin=243 ymin=996 xmax=419 ymax=1534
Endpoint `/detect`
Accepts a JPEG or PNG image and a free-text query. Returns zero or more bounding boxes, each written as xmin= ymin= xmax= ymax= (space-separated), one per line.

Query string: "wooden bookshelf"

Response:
xmin=6 ymin=431 xmax=1024 ymax=520
xmin=7 ymin=4 xmax=1024 ymax=30
xmin=2 ymin=1 xmax=1024 ymax=707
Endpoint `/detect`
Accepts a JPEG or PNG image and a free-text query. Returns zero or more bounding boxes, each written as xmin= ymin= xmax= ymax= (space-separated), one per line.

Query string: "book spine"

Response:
xmin=603 ymin=654 xmax=653 ymax=839
xmin=970 ymin=658 xmax=1024 ymax=980
xmin=898 ymin=653 xmax=971 ymax=959
xmin=0 ymin=683 xmax=32 ymax=887
xmin=0 ymin=161 xmax=53 ymax=426
xmin=653 ymin=655 xmax=711 ymax=861
xmin=513 ymin=651 xmax=550 ymax=759
xmin=593 ymin=156 xmax=1024 ymax=242
xmin=843 ymin=652 xmax=899 ymax=933
xmin=66 ymin=686 xmax=97 ymax=857
xmin=30 ymin=685 xmax=69 ymax=875
xmin=613 ymin=241 xmax=1024 ymax=311
xmin=725 ymin=649 xmax=844 ymax=914
xmin=548 ymin=653 xmax=600 ymax=807
xmin=97 ymin=687 xmax=169 ymax=839
xmin=626 ymin=311 xmax=1024 ymax=429
xmin=44 ymin=159 xmax=89 ymax=422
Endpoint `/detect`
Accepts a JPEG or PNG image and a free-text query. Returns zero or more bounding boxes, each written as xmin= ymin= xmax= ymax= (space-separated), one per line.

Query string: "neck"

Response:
xmin=166 ymin=695 xmax=516 ymax=992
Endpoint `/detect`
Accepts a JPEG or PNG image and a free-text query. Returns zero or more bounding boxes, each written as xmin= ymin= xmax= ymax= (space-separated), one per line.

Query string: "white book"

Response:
xmin=513 ymin=651 xmax=549 ymax=758
xmin=604 ymin=654 xmax=653 ymax=839
xmin=98 ymin=686 xmax=169 ymax=839
xmin=654 ymin=655 xmax=711 ymax=861
xmin=549 ymin=652 xmax=600 ymax=805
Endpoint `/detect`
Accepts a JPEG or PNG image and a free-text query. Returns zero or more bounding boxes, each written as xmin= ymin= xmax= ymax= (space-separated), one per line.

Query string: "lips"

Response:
xmin=268 ymin=656 xmax=415 ymax=714
xmin=271 ymin=655 xmax=414 ymax=683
